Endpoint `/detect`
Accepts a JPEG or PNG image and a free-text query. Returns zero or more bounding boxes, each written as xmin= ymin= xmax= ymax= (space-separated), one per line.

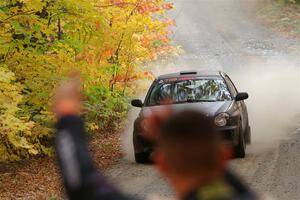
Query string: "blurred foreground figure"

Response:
xmin=54 ymin=78 xmax=258 ymax=200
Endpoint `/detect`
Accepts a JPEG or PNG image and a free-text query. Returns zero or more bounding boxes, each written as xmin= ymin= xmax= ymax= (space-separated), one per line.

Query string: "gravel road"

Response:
xmin=106 ymin=1 xmax=300 ymax=199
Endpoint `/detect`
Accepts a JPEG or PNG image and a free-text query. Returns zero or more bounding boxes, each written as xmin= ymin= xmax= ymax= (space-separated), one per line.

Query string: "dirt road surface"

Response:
xmin=106 ymin=1 xmax=300 ymax=199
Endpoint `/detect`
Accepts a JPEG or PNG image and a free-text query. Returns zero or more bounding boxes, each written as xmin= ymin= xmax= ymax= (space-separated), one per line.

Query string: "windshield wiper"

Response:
xmin=186 ymin=99 xmax=216 ymax=103
xmin=152 ymin=99 xmax=218 ymax=106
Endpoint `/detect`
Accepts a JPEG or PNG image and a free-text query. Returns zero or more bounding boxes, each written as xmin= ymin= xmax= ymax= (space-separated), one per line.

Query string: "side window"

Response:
xmin=224 ymin=76 xmax=238 ymax=97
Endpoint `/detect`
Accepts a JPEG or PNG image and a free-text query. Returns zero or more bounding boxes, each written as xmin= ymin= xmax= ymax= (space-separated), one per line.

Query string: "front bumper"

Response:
xmin=134 ymin=125 xmax=240 ymax=154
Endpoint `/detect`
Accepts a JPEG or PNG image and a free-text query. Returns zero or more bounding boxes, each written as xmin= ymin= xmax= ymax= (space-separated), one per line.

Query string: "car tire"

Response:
xmin=245 ymin=126 xmax=251 ymax=145
xmin=134 ymin=152 xmax=150 ymax=164
xmin=235 ymin=125 xmax=246 ymax=158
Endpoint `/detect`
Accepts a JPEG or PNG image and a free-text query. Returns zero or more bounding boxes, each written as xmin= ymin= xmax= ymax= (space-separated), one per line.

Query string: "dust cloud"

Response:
xmin=230 ymin=57 xmax=300 ymax=152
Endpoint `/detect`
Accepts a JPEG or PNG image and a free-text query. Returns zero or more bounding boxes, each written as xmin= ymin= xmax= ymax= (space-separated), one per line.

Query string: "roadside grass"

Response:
xmin=0 ymin=132 xmax=122 ymax=200
xmin=258 ymin=1 xmax=300 ymax=38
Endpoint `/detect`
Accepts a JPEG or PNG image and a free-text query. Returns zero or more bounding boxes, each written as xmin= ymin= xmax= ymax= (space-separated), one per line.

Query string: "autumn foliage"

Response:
xmin=0 ymin=0 xmax=176 ymax=161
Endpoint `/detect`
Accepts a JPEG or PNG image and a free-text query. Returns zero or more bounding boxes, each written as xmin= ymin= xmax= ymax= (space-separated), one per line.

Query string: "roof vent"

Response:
xmin=180 ymin=71 xmax=197 ymax=75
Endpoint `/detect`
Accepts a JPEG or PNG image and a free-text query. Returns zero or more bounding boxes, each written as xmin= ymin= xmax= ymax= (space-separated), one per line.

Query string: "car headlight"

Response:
xmin=214 ymin=113 xmax=229 ymax=127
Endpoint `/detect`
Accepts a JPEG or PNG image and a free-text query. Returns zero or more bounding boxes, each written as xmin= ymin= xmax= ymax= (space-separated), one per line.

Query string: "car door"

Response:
xmin=224 ymin=75 xmax=248 ymax=132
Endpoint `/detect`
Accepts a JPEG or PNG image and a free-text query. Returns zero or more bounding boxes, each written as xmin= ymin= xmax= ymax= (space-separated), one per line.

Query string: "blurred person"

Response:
xmin=53 ymin=78 xmax=258 ymax=200
xmin=146 ymin=109 xmax=257 ymax=200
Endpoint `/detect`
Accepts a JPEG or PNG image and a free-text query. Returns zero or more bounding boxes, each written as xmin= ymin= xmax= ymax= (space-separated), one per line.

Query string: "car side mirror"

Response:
xmin=235 ymin=92 xmax=249 ymax=101
xmin=131 ymin=99 xmax=143 ymax=108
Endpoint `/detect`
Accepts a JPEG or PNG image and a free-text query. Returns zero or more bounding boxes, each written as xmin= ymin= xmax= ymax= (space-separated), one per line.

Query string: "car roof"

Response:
xmin=157 ymin=70 xmax=225 ymax=80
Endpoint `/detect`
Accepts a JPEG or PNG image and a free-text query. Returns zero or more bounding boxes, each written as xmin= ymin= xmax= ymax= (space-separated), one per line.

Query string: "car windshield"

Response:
xmin=147 ymin=78 xmax=232 ymax=106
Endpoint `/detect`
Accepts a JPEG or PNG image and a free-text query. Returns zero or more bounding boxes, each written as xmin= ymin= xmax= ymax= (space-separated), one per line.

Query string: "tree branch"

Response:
xmin=0 ymin=10 xmax=35 ymax=25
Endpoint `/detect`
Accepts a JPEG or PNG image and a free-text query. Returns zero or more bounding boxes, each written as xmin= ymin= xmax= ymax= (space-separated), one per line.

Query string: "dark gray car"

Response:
xmin=131 ymin=71 xmax=251 ymax=163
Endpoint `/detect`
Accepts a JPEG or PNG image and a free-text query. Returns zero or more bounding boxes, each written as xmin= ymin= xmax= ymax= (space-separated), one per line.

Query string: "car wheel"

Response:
xmin=235 ymin=125 xmax=246 ymax=158
xmin=134 ymin=152 xmax=150 ymax=164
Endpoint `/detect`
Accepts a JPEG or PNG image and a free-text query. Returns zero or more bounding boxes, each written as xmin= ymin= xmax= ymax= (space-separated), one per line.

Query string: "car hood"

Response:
xmin=141 ymin=101 xmax=233 ymax=118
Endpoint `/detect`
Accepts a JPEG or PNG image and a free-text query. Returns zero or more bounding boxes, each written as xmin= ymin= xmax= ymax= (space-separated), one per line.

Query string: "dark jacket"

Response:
xmin=55 ymin=116 xmax=258 ymax=200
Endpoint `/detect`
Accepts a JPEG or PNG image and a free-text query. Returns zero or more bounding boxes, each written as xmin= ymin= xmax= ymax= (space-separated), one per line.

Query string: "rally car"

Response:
xmin=131 ymin=71 xmax=251 ymax=163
